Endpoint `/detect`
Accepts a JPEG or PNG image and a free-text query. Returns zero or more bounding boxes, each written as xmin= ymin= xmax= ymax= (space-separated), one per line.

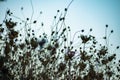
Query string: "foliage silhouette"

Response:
xmin=0 ymin=0 xmax=120 ymax=80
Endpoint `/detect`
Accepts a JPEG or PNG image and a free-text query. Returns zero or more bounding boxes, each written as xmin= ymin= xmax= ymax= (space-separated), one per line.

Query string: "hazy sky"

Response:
xmin=0 ymin=0 xmax=120 ymax=58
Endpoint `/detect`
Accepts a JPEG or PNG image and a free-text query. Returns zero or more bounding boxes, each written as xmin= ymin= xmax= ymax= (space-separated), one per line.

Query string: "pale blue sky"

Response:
xmin=0 ymin=0 xmax=120 ymax=58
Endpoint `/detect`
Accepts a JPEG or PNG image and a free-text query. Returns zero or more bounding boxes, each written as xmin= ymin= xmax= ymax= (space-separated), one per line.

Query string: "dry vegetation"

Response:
xmin=0 ymin=0 xmax=120 ymax=80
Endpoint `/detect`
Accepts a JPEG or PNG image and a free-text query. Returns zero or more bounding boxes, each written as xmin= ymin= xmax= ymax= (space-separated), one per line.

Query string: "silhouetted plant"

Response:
xmin=0 ymin=0 xmax=120 ymax=80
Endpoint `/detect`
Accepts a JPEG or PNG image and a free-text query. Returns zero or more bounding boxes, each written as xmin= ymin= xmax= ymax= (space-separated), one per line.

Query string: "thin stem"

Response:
xmin=63 ymin=0 xmax=74 ymax=20
xmin=68 ymin=60 xmax=71 ymax=80
xmin=105 ymin=27 xmax=108 ymax=46
xmin=83 ymin=43 xmax=85 ymax=52
xmin=67 ymin=0 xmax=74 ymax=9
xmin=72 ymin=31 xmax=81 ymax=43
xmin=30 ymin=0 xmax=34 ymax=26
xmin=11 ymin=14 xmax=25 ymax=22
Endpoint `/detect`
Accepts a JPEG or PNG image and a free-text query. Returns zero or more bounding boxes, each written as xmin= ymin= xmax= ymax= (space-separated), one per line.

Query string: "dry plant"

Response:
xmin=0 ymin=0 xmax=120 ymax=80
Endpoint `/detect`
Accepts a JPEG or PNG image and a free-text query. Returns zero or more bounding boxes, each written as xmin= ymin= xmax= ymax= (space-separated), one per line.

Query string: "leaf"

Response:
xmin=0 ymin=28 xmax=4 ymax=32
xmin=39 ymin=38 xmax=46 ymax=48
xmin=80 ymin=35 xmax=90 ymax=43
xmin=5 ymin=20 xmax=16 ymax=29
xmin=98 ymin=46 xmax=108 ymax=56
xmin=4 ymin=42 xmax=11 ymax=55
xmin=58 ymin=63 xmax=66 ymax=71
xmin=19 ymin=43 xmax=25 ymax=49
xmin=78 ymin=62 xmax=86 ymax=71
xmin=0 ymin=24 xmax=2 ymax=26
xmin=31 ymin=38 xmax=38 ymax=49
xmin=8 ymin=30 xmax=18 ymax=39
